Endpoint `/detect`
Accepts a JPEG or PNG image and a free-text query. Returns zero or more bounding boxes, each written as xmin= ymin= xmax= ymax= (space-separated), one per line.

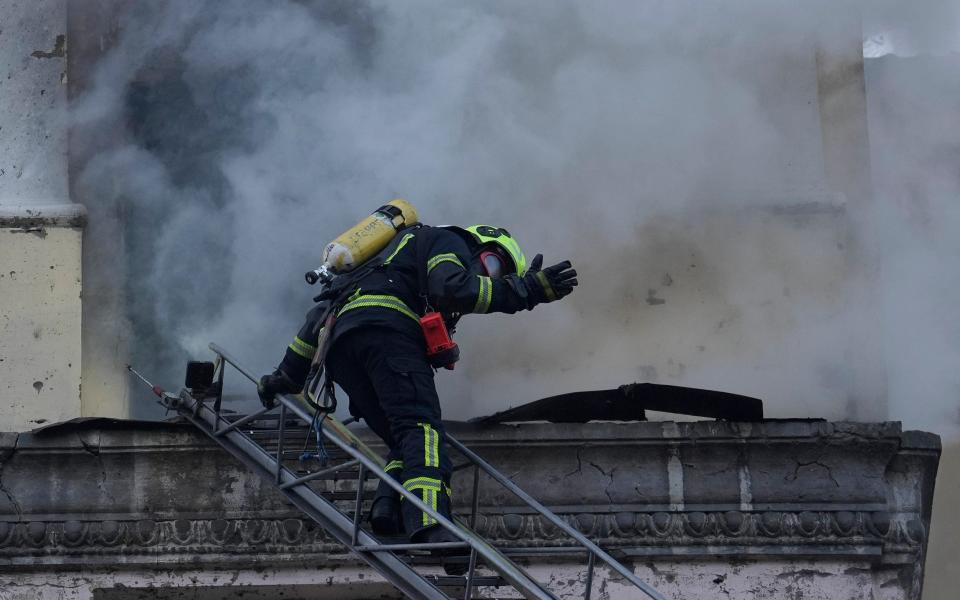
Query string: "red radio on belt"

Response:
xmin=420 ymin=312 xmax=460 ymax=370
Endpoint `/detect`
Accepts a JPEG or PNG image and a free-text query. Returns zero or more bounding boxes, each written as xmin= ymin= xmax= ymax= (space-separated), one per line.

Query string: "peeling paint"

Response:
xmin=645 ymin=288 xmax=666 ymax=306
xmin=667 ymin=446 xmax=685 ymax=510
xmin=738 ymin=444 xmax=754 ymax=511
xmin=9 ymin=226 xmax=47 ymax=237
xmin=30 ymin=34 xmax=66 ymax=59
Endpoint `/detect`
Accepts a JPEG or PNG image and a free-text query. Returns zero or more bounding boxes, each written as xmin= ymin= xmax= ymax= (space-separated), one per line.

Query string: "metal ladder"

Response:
xmin=153 ymin=342 xmax=666 ymax=600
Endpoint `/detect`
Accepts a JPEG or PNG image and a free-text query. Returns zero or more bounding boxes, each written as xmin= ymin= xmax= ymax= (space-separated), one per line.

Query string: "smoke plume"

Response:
xmin=71 ymin=0 xmax=959 ymax=439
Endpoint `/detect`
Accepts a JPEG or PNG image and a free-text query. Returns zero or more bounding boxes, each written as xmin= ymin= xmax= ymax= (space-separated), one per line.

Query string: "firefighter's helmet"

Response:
xmin=445 ymin=225 xmax=527 ymax=275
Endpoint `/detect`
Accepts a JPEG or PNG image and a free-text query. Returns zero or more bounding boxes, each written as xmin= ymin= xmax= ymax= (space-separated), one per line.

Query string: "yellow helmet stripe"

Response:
xmin=464 ymin=225 xmax=527 ymax=274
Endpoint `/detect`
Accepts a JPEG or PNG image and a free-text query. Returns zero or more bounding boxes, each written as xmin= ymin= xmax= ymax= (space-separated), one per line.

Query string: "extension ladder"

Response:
xmin=152 ymin=342 xmax=666 ymax=600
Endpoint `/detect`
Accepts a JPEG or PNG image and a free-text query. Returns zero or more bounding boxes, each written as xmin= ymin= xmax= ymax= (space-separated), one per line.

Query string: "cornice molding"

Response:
xmin=0 ymin=510 xmax=923 ymax=561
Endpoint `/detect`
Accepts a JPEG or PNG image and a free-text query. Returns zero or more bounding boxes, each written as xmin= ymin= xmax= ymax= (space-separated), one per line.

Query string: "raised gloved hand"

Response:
xmin=257 ymin=369 xmax=301 ymax=409
xmin=519 ymin=254 xmax=578 ymax=308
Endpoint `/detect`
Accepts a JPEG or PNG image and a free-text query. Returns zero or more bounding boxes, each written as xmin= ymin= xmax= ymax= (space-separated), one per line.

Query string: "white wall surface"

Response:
xmin=0 ymin=216 xmax=82 ymax=431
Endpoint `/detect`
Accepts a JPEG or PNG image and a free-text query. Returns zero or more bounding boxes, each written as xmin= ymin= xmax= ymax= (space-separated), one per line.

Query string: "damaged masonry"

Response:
xmin=0 ymin=419 xmax=940 ymax=599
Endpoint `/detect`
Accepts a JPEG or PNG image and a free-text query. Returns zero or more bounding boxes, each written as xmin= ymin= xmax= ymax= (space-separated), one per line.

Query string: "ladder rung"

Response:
xmin=248 ymin=430 xmax=313 ymax=439
xmin=270 ymin=449 xmax=348 ymax=458
xmin=224 ymin=412 xmax=288 ymax=422
xmin=213 ymin=408 xmax=274 ymax=436
xmin=500 ymin=546 xmax=589 ymax=556
xmin=280 ymin=459 xmax=361 ymax=489
xmin=424 ymin=575 xmax=505 ymax=587
xmin=325 ymin=490 xmax=377 ymax=501
xmin=293 ymin=467 xmax=361 ymax=476
xmin=354 ymin=541 xmax=470 ymax=552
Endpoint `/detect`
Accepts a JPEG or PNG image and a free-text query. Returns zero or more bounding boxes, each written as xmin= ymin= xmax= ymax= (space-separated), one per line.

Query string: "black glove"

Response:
xmin=519 ymin=254 xmax=578 ymax=309
xmin=257 ymin=369 xmax=301 ymax=409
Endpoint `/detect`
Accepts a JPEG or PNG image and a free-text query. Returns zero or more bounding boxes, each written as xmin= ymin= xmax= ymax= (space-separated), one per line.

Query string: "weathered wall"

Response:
xmin=0 ymin=0 xmax=85 ymax=433
xmin=0 ymin=560 xmax=919 ymax=600
xmin=0 ymin=0 xmax=68 ymax=206
xmin=0 ymin=208 xmax=84 ymax=431
xmin=0 ymin=420 xmax=939 ymax=599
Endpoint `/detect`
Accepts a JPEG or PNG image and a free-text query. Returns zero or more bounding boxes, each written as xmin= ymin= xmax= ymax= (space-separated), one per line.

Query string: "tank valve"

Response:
xmin=305 ymin=265 xmax=335 ymax=286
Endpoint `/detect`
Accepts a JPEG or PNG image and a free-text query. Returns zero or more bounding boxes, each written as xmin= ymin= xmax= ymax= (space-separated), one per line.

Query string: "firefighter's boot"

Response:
xmin=402 ymin=488 xmax=457 ymax=547
xmin=369 ymin=461 xmax=404 ymax=535
xmin=369 ymin=494 xmax=402 ymax=536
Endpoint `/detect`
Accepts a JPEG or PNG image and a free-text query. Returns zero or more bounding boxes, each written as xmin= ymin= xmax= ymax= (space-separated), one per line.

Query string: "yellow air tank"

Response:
xmin=305 ymin=199 xmax=418 ymax=285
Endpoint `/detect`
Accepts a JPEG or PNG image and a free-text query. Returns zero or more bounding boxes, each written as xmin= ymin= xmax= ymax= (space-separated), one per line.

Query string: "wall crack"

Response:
xmin=563 ymin=446 xmax=585 ymax=479
xmin=587 ymin=459 xmax=617 ymax=504
xmin=77 ymin=433 xmax=117 ymax=504
xmin=786 ymin=459 xmax=840 ymax=488
xmin=0 ymin=434 xmax=22 ymax=521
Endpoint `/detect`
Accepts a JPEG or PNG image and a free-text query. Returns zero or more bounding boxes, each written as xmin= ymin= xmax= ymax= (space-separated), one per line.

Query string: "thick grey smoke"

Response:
xmin=866 ymin=54 xmax=960 ymax=440
xmin=72 ymin=1 xmax=958 ymax=437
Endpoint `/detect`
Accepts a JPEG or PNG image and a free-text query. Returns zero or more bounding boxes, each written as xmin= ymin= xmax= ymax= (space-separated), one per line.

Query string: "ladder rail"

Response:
xmin=208 ymin=343 xmax=557 ymax=600
xmin=169 ymin=389 xmax=451 ymax=600
xmin=312 ymin=402 xmax=555 ymax=600
xmin=446 ymin=436 xmax=668 ymax=600
xmin=204 ymin=342 xmax=667 ymax=600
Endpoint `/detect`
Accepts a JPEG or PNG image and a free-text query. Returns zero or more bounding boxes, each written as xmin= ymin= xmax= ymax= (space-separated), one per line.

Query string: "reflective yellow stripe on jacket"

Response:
xmin=383 ymin=233 xmax=416 ymax=265
xmin=473 ymin=276 xmax=493 ymax=314
xmin=337 ymin=294 xmax=420 ymax=323
xmin=288 ymin=336 xmax=317 ymax=359
xmin=427 ymin=252 xmax=464 ymax=274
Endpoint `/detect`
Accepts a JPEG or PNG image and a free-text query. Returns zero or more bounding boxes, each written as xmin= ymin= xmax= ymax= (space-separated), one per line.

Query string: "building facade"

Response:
xmin=0 ymin=420 xmax=939 ymax=599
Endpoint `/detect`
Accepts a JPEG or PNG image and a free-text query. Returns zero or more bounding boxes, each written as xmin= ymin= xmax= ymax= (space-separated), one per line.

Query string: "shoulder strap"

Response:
xmin=415 ymin=225 xmax=431 ymax=312
xmin=312 ymin=224 xmax=423 ymax=304
xmin=413 ymin=226 xmax=430 ymax=312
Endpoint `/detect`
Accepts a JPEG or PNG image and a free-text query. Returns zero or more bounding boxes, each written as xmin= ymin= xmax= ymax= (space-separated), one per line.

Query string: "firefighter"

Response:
xmin=258 ymin=224 xmax=577 ymax=545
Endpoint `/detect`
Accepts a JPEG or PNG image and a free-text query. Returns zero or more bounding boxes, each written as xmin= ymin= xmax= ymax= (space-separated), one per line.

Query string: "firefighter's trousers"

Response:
xmin=326 ymin=327 xmax=453 ymax=538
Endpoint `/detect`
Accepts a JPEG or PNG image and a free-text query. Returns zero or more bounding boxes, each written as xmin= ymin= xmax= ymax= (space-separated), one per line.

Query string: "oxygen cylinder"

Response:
xmin=306 ymin=199 xmax=418 ymax=285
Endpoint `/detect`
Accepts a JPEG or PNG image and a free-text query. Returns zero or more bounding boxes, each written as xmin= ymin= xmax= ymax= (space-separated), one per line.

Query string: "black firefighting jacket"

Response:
xmin=280 ymin=226 xmax=529 ymax=383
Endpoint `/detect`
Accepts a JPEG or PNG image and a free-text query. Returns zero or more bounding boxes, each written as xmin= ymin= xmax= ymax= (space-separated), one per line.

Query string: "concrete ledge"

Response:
xmin=0 ymin=203 xmax=87 ymax=228
xmin=0 ymin=419 xmax=940 ymax=598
